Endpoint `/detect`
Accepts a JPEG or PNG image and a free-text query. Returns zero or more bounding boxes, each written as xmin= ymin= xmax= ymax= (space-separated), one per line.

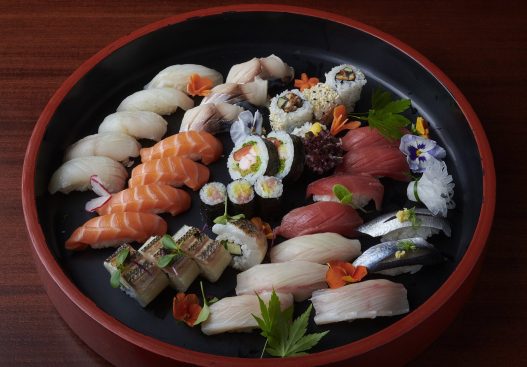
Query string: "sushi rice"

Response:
xmin=269 ymin=89 xmax=313 ymax=132
xmin=325 ymin=64 xmax=367 ymax=112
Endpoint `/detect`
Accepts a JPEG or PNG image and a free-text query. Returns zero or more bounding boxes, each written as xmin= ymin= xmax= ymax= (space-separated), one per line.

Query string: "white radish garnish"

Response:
xmin=85 ymin=195 xmax=111 ymax=212
xmin=90 ymin=175 xmax=111 ymax=196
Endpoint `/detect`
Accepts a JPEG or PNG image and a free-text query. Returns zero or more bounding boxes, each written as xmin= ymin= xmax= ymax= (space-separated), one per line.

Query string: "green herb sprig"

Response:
xmin=193 ymin=281 xmax=217 ymax=326
xmin=252 ymin=290 xmax=329 ymax=358
xmin=397 ymin=240 xmax=417 ymax=252
xmin=332 ymin=184 xmax=353 ymax=205
xmin=110 ymin=246 xmax=130 ymax=288
xmin=157 ymin=235 xmax=183 ymax=268
xmin=349 ymin=88 xmax=412 ymax=140
xmin=213 ymin=197 xmax=245 ymax=225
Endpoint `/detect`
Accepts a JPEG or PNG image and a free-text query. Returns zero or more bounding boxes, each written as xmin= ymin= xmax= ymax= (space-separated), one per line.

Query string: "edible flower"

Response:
xmin=172 ymin=293 xmax=202 ymax=327
xmin=399 ymin=134 xmax=446 ymax=173
xmin=186 ymin=73 xmax=213 ymax=96
xmin=407 ymin=159 xmax=455 ymax=217
xmin=294 ymin=73 xmax=319 ymax=91
xmin=326 ymin=260 xmax=368 ymax=288
xmin=330 ymin=105 xmax=361 ymax=136
xmin=310 ymin=122 xmax=324 ymax=136
xmin=414 ymin=117 xmax=430 ymax=138
xmin=230 ymin=110 xmax=263 ymax=144
xmin=250 ymin=217 xmax=273 ymax=240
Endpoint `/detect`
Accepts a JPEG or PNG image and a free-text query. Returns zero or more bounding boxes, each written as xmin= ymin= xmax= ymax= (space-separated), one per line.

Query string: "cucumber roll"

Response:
xmin=269 ymin=89 xmax=313 ymax=132
xmin=199 ymin=182 xmax=227 ymax=225
xmin=325 ymin=64 xmax=367 ymax=112
xmin=254 ymin=176 xmax=283 ymax=220
xmin=227 ymin=179 xmax=255 ymax=218
xmin=267 ymin=131 xmax=305 ymax=183
xmin=228 ymin=135 xmax=279 ymax=184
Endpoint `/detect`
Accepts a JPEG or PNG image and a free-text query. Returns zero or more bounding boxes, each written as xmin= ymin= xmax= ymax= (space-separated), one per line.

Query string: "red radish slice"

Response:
xmin=85 ymin=195 xmax=111 ymax=212
xmin=90 ymin=175 xmax=111 ymax=196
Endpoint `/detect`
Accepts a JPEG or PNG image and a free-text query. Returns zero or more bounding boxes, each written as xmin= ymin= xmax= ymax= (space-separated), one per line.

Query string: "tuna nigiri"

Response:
xmin=310 ymin=279 xmax=409 ymax=325
xmin=306 ymin=174 xmax=384 ymax=210
xmin=201 ymin=292 xmax=294 ymax=335
xmin=99 ymin=111 xmax=168 ymax=141
xmin=63 ymin=132 xmax=140 ymax=163
xmin=336 ymin=145 xmax=410 ymax=182
xmin=129 ymin=156 xmax=209 ymax=191
xmin=139 ymin=131 xmax=223 ymax=164
xmin=65 ymin=212 xmax=167 ymax=251
xmin=179 ymin=103 xmax=244 ymax=134
xmin=116 ymin=88 xmax=194 ymax=115
xmin=235 ymin=261 xmax=328 ymax=301
xmin=96 ymin=183 xmax=191 ymax=216
xmin=275 ymin=201 xmax=363 ymax=239
xmin=341 ymin=127 xmax=400 ymax=151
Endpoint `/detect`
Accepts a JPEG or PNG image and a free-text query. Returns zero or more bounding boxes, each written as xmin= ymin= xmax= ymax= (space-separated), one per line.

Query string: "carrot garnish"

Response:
xmin=186 ymin=73 xmax=213 ymax=96
xmin=330 ymin=105 xmax=361 ymax=136
xmin=251 ymin=217 xmax=274 ymax=240
xmin=172 ymin=293 xmax=202 ymax=327
xmin=326 ymin=260 xmax=368 ymax=288
xmin=294 ymin=73 xmax=319 ymax=91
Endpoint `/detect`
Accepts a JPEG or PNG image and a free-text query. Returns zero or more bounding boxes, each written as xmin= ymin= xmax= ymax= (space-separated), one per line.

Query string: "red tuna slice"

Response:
xmin=275 ymin=201 xmax=363 ymax=239
xmin=335 ymin=145 xmax=410 ymax=182
xmin=341 ymin=127 xmax=400 ymax=152
xmin=306 ymin=174 xmax=384 ymax=210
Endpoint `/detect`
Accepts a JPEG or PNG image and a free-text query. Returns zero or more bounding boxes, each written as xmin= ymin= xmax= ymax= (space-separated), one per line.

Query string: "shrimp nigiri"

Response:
xmin=65 ymin=212 xmax=167 ymax=251
xmin=129 ymin=156 xmax=209 ymax=191
xmin=98 ymin=111 xmax=167 ymax=141
xmin=96 ymin=183 xmax=191 ymax=216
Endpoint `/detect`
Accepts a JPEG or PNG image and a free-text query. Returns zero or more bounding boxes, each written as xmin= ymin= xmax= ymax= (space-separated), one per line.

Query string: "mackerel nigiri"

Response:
xmin=341 ymin=127 xmax=400 ymax=151
xmin=275 ymin=201 xmax=363 ymax=239
xmin=65 ymin=212 xmax=167 ymax=251
xmin=99 ymin=111 xmax=168 ymax=141
xmin=336 ymin=145 xmax=410 ymax=182
xmin=96 ymin=183 xmax=191 ymax=216
xmin=235 ymin=261 xmax=328 ymax=301
xmin=139 ymin=131 xmax=223 ymax=164
xmin=116 ymin=88 xmax=194 ymax=115
xmin=129 ymin=156 xmax=209 ymax=191
xmin=306 ymin=174 xmax=384 ymax=210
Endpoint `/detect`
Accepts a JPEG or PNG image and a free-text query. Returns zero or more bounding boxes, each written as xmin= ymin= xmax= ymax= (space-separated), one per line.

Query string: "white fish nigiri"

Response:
xmin=201 ymin=292 xmax=294 ymax=335
xmin=63 ymin=132 xmax=140 ymax=163
xmin=270 ymin=233 xmax=361 ymax=264
xmin=310 ymin=279 xmax=409 ymax=325
xmin=180 ymin=103 xmax=244 ymax=134
xmin=116 ymin=88 xmax=194 ymax=115
xmin=48 ymin=156 xmax=128 ymax=194
xmin=235 ymin=261 xmax=328 ymax=301
xmin=144 ymin=64 xmax=223 ymax=92
xmin=99 ymin=111 xmax=167 ymax=141
xmin=226 ymin=54 xmax=294 ymax=84
xmin=201 ymin=78 xmax=268 ymax=106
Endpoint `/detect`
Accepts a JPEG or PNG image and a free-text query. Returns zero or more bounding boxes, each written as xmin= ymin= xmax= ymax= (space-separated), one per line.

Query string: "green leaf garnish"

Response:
xmin=407 ymin=207 xmax=422 ymax=229
xmin=110 ymin=270 xmax=121 ymax=288
xmin=332 ymin=184 xmax=353 ymax=205
xmin=252 ymin=290 xmax=329 ymax=358
xmin=161 ymin=234 xmax=178 ymax=250
xmin=213 ymin=197 xmax=245 ymax=224
xmin=109 ymin=246 xmax=129 ymax=288
xmin=397 ymin=240 xmax=417 ymax=251
xmin=157 ymin=253 xmax=178 ymax=268
xmin=193 ymin=281 xmax=211 ymax=326
xmin=115 ymin=247 xmax=129 ymax=266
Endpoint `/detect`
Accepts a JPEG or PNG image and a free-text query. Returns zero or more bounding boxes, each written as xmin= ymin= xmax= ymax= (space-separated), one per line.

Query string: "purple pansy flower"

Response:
xmin=230 ymin=110 xmax=263 ymax=144
xmin=399 ymin=134 xmax=446 ymax=173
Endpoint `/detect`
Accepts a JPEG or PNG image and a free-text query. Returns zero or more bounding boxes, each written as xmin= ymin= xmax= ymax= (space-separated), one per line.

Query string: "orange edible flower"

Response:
xmin=250 ymin=217 xmax=274 ymax=240
xmin=326 ymin=260 xmax=368 ymax=289
xmin=415 ymin=117 xmax=430 ymax=139
xmin=330 ymin=105 xmax=361 ymax=136
xmin=172 ymin=293 xmax=202 ymax=327
xmin=186 ymin=73 xmax=213 ymax=96
xmin=294 ymin=73 xmax=319 ymax=91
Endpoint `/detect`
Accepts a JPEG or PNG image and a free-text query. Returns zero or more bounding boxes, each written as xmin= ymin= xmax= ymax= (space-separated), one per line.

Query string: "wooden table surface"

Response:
xmin=1 ymin=0 xmax=525 ymax=365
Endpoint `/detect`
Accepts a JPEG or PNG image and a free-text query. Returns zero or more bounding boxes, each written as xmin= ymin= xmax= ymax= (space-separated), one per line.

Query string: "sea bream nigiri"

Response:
xmin=226 ymin=54 xmax=294 ymax=84
xmin=179 ymin=103 xmax=244 ymax=135
xmin=116 ymin=87 xmax=194 ymax=115
xmin=98 ymin=111 xmax=168 ymax=141
xmin=96 ymin=183 xmax=191 ymax=216
xmin=306 ymin=174 xmax=384 ymax=210
xmin=336 ymin=145 xmax=410 ymax=182
xmin=235 ymin=261 xmax=328 ymax=301
xmin=139 ymin=131 xmax=223 ymax=164
xmin=144 ymin=64 xmax=223 ymax=92
xmin=275 ymin=201 xmax=363 ymax=239
xmin=65 ymin=212 xmax=167 ymax=251
xmin=341 ymin=127 xmax=400 ymax=151
xmin=201 ymin=292 xmax=294 ymax=335
xmin=200 ymin=78 xmax=268 ymax=106
xmin=310 ymin=279 xmax=409 ymax=325
xmin=63 ymin=132 xmax=141 ymax=164
xmin=129 ymin=156 xmax=209 ymax=191
xmin=270 ymin=233 xmax=361 ymax=264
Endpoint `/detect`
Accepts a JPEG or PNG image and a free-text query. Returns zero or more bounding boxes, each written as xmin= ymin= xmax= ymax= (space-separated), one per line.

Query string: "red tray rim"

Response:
xmin=21 ymin=4 xmax=496 ymax=366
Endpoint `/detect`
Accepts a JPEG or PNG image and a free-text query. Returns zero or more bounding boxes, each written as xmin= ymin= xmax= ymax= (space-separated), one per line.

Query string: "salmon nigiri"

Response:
xmin=139 ymin=131 xmax=223 ymax=164
xmin=341 ymin=127 xmax=400 ymax=151
xmin=65 ymin=212 xmax=167 ymax=251
xmin=96 ymin=183 xmax=191 ymax=216
xmin=129 ymin=156 xmax=209 ymax=191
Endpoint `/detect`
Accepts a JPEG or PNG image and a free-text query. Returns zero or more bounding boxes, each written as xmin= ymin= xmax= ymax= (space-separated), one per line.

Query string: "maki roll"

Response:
xmin=212 ymin=219 xmax=267 ymax=271
xmin=302 ymin=83 xmax=341 ymax=123
xmin=267 ymin=131 xmax=305 ymax=182
xmin=269 ymin=89 xmax=313 ymax=132
xmin=199 ymin=182 xmax=227 ymax=225
xmin=139 ymin=236 xmax=200 ymax=292
xmin=227 ymin=179 xmax=255 ymax=218
xmin=325 ymin=64 xmax=367 ymax=112
xmin=227 ymin=135 xmax=279 ymax=184
xmin=254 ymin=176 xmax=283 ymax=220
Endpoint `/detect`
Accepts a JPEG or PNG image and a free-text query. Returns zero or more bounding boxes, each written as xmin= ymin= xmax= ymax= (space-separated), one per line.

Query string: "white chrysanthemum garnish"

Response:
xmin=407 ymin=159 xmax=455 ymax=217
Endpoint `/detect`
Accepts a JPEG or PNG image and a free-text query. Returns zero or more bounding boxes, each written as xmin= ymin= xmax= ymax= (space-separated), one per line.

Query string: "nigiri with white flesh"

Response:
xmin=311 ymin=279 xmax=409 ymax=325
xmin=180 ymin=103 xmax=244 ymax=134
xmin=235 ymin=261 xmax=328 ymax=301
xmin=226 ymin=54 xmax=294 ymax=84
xmin=270 ymin=233 xmax=361 ymax=264
xmin=144 ymin=64 xmax=223 ymax=91
xmin=63 ymin=132 xmax=140 ymax=164
xmin=117 ymin=87 xmax=194 ymax=115
xmin=99 ymin=111 xmax=168 ymax=141
xmin=201 ymin=78 xmax=268 ymax=106
xmin=201 ymin=292 xmax=294 ymax=335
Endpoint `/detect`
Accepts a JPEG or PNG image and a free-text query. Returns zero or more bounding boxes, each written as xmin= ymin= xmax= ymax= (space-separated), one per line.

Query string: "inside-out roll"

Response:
xmin=325 ymin=64 xmax=367 ymax=112
xmin=269 ymin=89 xmax=313 ymax=132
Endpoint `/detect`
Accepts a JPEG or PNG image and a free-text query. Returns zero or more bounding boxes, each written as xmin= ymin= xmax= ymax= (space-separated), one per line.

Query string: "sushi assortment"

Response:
xmin=47 ymin=56 xmax=458 ymax=356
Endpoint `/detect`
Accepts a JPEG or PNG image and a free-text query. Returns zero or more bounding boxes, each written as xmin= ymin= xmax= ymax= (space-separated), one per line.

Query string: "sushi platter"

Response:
xmin=22 ymin=5 xmax=494 ymax=367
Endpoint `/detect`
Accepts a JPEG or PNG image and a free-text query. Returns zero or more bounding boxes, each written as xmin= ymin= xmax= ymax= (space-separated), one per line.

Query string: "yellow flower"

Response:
xmin=309 ymin=122 xmax=324 ymax=136
xmin=415 ymin=117 xmax=429 ymax=138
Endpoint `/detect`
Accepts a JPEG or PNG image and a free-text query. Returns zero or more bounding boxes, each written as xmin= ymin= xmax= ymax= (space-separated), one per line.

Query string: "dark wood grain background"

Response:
xmin=1 ymin=0 xmax=525 ymax=365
